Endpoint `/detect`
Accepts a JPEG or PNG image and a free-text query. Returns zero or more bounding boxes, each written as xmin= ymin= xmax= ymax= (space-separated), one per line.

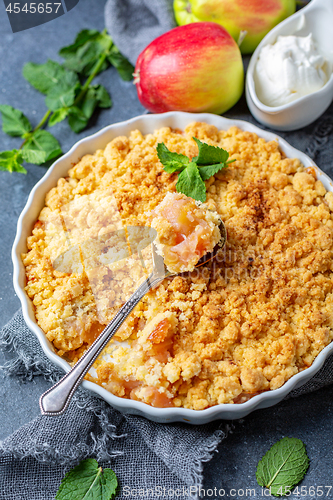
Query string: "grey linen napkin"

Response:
xmin=0 ymin=310 xmax=226 ymax=500
xmin=104 ymin=0 xmax=176 ymax=65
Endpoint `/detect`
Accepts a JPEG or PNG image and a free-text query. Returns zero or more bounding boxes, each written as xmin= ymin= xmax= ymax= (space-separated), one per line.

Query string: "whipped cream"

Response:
xmin=254 ymin=34 xmax=329 ymax=107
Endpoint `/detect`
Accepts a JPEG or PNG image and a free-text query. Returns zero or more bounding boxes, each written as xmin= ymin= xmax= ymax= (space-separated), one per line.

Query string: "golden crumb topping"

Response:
xmin=22 ymin=122 xmax=333 ymax=409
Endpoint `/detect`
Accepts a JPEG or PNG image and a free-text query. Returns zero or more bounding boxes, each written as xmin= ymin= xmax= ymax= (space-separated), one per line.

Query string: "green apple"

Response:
xmin=173 ymin=0 xmax=296 ymax=54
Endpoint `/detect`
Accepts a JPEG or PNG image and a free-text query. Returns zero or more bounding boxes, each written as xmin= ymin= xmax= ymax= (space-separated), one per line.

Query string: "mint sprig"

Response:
xmin=0 ymin=106 xmax=61 ymax=170
xmin=176 ymin=162 xmax=206 ymax=202
xmin=59 ymin=29 xmax=134 ymax=82
xmin=156 ymin=143 xmax=189 ymax=173
xmin=0 ymin=150 xmax=26 ymax=174
xmin=0 ymin=105 xmax=32 ymax=137
xmin=55 ymin=459 xmax=118 ymax=500
xmin=59 ymin=29 xmax=111 ymax=77
xmin=22 ymin=130 xmax=62 ymax=164
xmin=192 ymin=136 xmax=230 ymax=165
xmin=256 ymin=437 xmax=309 ymax=497
xmin=0 ymin=29 xmax=133 ymax=174
xmin=157 ymin=138 xmax=234 ymax=202
xmin=44 ymin=70 xmax=80 ymax=111
xmin=107 ymin=45 xmax=136 ymax=82
xmin=23 ymin=60 xmax=69 ymax=95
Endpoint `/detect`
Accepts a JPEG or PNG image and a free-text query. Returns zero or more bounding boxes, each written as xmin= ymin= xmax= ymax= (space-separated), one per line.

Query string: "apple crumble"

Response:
xmin=151 ymin=192 xmax=222 ymax=274
xmin=22 ymin=122 xmax=333 ymax=409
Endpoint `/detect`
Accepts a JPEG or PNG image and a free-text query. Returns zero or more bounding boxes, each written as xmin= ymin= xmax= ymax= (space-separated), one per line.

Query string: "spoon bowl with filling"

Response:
xmin=246 ymin=0 xmax=333 ymax=131
xmin=151 ymin=192 xmax=225 ymax=274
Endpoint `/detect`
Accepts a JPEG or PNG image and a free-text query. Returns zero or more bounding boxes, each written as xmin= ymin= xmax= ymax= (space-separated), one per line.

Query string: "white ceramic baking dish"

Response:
xmin=12 ymin=111 xmax=333 ymax=424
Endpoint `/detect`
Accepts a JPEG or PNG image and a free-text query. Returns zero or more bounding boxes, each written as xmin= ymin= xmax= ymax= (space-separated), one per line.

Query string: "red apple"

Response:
xmin=134 ymin=22 xmax=244 ymax=115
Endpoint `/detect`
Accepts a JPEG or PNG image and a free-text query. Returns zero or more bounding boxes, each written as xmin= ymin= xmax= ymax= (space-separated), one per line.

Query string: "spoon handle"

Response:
xmin=39 ymin=272 xmax=163 ymax=416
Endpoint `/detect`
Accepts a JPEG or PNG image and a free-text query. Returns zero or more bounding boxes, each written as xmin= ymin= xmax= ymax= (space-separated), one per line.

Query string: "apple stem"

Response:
xmin=186 ymin=1 xmax=192 ymax=14
xmin=237 ymin=30 xmax=247 ymax=48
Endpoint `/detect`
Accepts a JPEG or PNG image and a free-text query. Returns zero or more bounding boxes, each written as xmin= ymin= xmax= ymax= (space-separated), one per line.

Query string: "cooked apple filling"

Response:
xmin=151 ymin=192 xmax=221 ymax=274
xmin=22 ymin=122 xmax=333 ymax=409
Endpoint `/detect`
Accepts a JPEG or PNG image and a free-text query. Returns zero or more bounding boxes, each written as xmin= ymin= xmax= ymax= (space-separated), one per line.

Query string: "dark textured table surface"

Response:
xmin=1 ymin=1 xmax=333 ymax=499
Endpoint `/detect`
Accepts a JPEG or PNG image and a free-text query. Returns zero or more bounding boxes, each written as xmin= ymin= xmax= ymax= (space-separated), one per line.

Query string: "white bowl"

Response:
xmin=246 ymin=0 xmax=333 ymax=131
xmin=12 ymin=111 xmax=333 ymax=424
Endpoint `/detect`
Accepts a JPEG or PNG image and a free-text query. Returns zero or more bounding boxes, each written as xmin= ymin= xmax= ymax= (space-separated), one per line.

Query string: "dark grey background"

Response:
xmin=0 ymin=1 xmax=333 ymax=498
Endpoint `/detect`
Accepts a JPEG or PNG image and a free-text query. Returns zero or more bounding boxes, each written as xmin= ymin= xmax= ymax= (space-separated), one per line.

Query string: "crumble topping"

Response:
xmin=22 ymin=122 xmax=333 ymax=409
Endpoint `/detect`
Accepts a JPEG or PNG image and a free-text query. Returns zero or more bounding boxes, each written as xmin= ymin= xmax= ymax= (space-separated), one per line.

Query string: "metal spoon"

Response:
xmin=39 ymin=221 xmax=227 ymax=416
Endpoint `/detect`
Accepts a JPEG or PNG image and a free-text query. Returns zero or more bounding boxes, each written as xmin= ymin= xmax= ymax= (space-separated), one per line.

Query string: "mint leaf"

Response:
xmin=192 ymin=137 xmax=230 ymax=165
xmin=23 ymin=60 xmax=67 ymax=95
xmin=199 ymin=163 xmax=228 ymax=181
xmin=80 ymin=86 xmax=108 ymax=118
xmin=0 ymin=105 xmax=31 ymax=137
xmin=157 ymin=143 xmax=189 ymax=173
xmin=256 ymin=437 xmax=309 ymax=497
xmin=67 ymin=106 xmax=89 ymax=133
xmin=94 ymin=85 xmax=112 ymax=108
xmin=23 ymin=130 xmax=62 ymax=164
xmin=59 ymin=29 xmax=112 ymax=58
xmin=0 ymin=150 xmax=26 ymax=173
xmin=55 ymin=458 xmax=117 ymax=500
xmin=62 ymin=41 xmax=107 ymax=75
xmin=108 ymin=46 xmax=134 ymax=81
xmin=60 ymin=30 xmax=112 ymax=77
xmin=59 ymin=29 xmax=102 ymax=57
xmin=176 ymin=163 xmax=206 ymax=202
xmin=66 ymin=85 xmax=111 ymax=133
xmin=22 ymin=148 xmax=47 ymax=165
xmin=78 ymin=87 xmax=97 ymax=120
xmin=45 ymin=71 xmax=79 ymax=111
xmin=48 ymin=108 xmax=69 ymax=127
xmin=59 ymin=28 xmax=131 ymax=80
